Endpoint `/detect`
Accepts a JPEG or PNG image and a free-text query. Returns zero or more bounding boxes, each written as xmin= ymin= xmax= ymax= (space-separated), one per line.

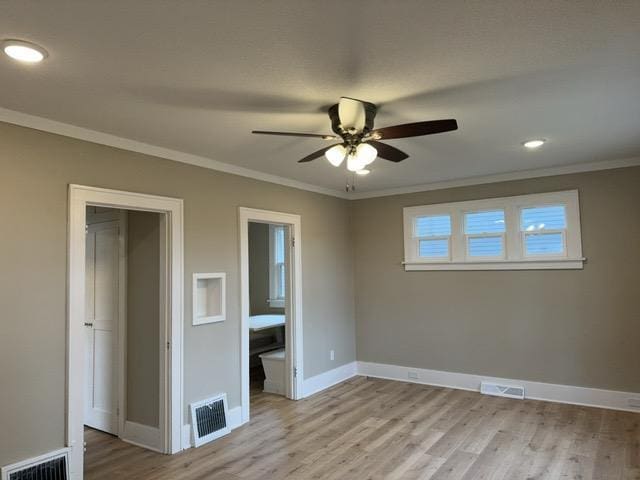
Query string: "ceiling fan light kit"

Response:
xmin=252 ymin=97 xmax=458 ymax=186
xmin=325 ymin=144 xmax=347 ymax=166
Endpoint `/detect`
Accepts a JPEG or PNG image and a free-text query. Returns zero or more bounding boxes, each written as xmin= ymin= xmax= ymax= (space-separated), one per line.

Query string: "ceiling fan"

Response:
xmin=252 ymin=97 xmax=458 ymax=175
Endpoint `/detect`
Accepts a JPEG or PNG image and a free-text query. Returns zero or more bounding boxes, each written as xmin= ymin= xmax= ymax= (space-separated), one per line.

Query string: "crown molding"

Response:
xmin=0 ymin=107 xmax=349 ymax=199
xmin=2 ymin=107 xmax=638 ymax=202
xmin=348 ymin=156 xmax=640 ymax=200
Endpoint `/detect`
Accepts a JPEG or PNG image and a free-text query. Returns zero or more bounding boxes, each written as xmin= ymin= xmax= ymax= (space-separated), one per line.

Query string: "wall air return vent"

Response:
xmin=2 ymin=448 xmax=69 ymax=480
xmin=190 ymin=393 xmax=230 ymax=447
xmin=480 ymin=381 xmax=525 ymax=400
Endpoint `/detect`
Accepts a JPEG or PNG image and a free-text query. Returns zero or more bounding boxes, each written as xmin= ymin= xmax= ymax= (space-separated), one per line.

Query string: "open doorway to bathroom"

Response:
xmin=239 ymin=207 xmax=303 ymax=423
xmin=248 ymin=222 xmax=288 ymax=397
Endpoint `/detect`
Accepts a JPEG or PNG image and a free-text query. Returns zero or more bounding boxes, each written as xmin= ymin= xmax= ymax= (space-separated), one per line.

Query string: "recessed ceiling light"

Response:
xmin=523 ymin=139 xmax=546 ymax=149
xmin=2 ymin=39 xmax=48 ymax=63
xmin=355 ymin=169 xmax=370 ymax=176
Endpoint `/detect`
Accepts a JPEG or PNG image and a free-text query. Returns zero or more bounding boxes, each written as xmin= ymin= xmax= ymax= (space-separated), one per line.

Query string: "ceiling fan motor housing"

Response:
xmin=328 ymin=101 xmax=378 ymax=136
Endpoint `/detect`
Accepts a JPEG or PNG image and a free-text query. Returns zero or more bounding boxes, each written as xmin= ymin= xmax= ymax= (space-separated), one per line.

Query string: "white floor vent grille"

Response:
xmin=480 ymin=381 xmax=525 ymax=399
xmin=1 ymin=449 xmax=69 ymax=480
xmin=190 ymin=393 xmax=231 ymax=447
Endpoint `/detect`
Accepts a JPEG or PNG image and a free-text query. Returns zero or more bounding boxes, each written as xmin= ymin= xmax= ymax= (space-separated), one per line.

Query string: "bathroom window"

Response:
xmin=268 ymin=224 xmax=286 ymax=307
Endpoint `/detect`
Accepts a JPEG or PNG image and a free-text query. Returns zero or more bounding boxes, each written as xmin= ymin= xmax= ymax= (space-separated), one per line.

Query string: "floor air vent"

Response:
xmin=480 ymin=381 xmax=525 ymax=400
xmin=1 ymin=449 xmax=69 ymax=480
xmin=190 ymin=393 xmax=230 ymax=447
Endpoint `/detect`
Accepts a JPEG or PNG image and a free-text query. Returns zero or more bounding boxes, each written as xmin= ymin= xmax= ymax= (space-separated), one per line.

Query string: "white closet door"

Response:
xmin=84 ymin=220 xmax=120 ymax=434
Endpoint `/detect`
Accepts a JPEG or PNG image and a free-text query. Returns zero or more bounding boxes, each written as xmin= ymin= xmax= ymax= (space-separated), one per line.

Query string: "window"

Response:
xmin=415 ymin=214 xmax=451 ymax=260
xmin=464 ymin=210 xmax=505 ymax=258
xmin=403 ymin=190 xmax=583 ymax=270
xmin=521 ymin=205 xmax=566 ymax=256
xmin=269 ymin=224 xmax=286 ymax=307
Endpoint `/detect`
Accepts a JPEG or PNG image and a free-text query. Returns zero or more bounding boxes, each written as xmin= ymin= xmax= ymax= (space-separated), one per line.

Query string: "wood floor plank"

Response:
xmin=84 ymin=377 xmax=639 ymax=480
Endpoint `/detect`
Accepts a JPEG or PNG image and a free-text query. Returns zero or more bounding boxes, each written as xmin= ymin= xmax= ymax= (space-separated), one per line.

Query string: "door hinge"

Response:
xmin=85 ymin=224 xmax=89 ymax=234
xmin=292 ymin=237 xmax=295 ymax=247
xmin=117 ymin=407 xmax=120 ymax=416
xmin=167 ymin=341 xmax=170 ymax=350
xmin=294 ymin=367 xmax=297 ymax=378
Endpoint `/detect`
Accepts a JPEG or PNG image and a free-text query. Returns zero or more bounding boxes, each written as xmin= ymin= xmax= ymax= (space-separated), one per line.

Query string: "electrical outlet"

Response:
xmin=408 ymin=371 xmax=419 ymax=380
xmin=628 ymin=398 xmax=640 ymax=409
xmin=330 ymin=350 xmax=335 ymax=361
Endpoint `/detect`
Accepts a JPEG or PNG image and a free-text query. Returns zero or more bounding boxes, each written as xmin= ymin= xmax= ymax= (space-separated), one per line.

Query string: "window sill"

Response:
xmin=403 ymin=258 xmax=585 ymax=271
xmin=268 ymin=299 xmax=285 ymax=308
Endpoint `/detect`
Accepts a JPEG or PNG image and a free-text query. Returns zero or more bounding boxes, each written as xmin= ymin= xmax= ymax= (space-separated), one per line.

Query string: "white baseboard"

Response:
xmin=358 ymin=361 xmax=640 ymax=413
xmin=121 ymin=421 xmax=163 ymax=453
xmin=302 ymin=361 xmax=359 ymax=398
xmin=182 ymin=405 xmax=243 ymax=449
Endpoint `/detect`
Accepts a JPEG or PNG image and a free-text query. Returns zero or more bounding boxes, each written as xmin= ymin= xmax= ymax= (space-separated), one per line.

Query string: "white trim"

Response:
xmin=67 ymin=185 xmax=184 ymax=480
xmin=181 ymin=406 xmax=243 ymax=449
xmin=239 ymin=207 xmax=303 ymax=424
xmin=0 ymin=107 xmax=347 ymax=199
xmin=1 ymin=448 xmax=70 ymax=480
xmin=350 ymin=156 xmax=640 ymax=199
xmin=2 ymin=107 xmax=639 ymax=202
xmin=403 ymin=190 xmax=583 ymax=270
xmin=403 ymin=259 xmax=585 ymax=270
xmin=302 ymin=362 xmax=359 ymax=398
xmin=121 ymin=421 xmax=163 ymax=453
xmin=357 ymin=361 xmax=640 ymax=413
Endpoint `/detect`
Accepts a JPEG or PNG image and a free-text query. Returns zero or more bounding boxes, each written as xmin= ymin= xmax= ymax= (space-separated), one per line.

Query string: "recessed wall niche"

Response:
xmin=192 ymin=273 xmax=226 ymax=325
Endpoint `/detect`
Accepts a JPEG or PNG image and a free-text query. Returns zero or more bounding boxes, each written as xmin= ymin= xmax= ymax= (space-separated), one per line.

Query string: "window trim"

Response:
xmin=268 ymin=224 xmax=286 ymax=307
xmin=403 ymin=190 xmax=584 ymax=271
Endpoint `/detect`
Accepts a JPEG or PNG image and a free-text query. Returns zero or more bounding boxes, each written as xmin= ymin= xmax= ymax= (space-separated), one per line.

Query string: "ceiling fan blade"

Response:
xmin=338 ymin=97 xmax=366 ymax=132
xmin=298 ymin=144 xmax=342 ymax=163
xmin=252 ymin=130 xmax=337 ymax=140
xmin=368 ymin=141 xmax=409 ymax=162
xmin=372 ymin=119 xmax=458 ymax=140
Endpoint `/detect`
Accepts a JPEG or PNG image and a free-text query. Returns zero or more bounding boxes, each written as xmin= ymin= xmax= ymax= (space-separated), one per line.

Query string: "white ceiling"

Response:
xmin=1 ymin=1 xmax=639 ymax=196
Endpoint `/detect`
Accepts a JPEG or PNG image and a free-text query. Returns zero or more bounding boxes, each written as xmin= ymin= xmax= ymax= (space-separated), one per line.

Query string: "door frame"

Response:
xmin=68 ymin=185 xmax=184 ymax=480
xmin=238 ymin=207 xmax=303 ymax=423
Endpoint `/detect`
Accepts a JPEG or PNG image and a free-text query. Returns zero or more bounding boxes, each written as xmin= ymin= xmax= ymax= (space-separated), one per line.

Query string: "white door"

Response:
xmin=84 ymin=220 xmax=120 ymax=434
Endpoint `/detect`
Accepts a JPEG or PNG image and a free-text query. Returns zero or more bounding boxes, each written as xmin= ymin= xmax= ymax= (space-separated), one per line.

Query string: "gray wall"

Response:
xmin=352 ymin=166 xmax=640 ymax=393
xmin=248 ymin=222 xmax=285 ymax=316
xmin=0 ymin=121 xmax=356 ymax=466
xmin=126 ymin=210 xmax=160 ymax=428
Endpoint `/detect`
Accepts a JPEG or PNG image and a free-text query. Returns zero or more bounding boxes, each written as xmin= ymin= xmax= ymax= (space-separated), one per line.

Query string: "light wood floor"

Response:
xmin=85 ymin=376 xmax=640 ymax=479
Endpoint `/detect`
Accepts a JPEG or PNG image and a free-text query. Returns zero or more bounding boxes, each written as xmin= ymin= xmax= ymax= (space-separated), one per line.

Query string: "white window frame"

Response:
xmin=520 ymin=204 xmax=567 ymax=259
xmin=463 ymin=209 xmax=507 ymax=261
xmin=268 ymin=224 xmax=286 ymax=308
xmin=403 ymin=190 xmax=584 ymax=271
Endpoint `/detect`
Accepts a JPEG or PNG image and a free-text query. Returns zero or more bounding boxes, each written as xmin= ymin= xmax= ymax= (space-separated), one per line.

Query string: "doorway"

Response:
xmin=239 ymin=208 xmax=303 ymax=423
xmin=68 ymin=185 xmax=184 ymax=480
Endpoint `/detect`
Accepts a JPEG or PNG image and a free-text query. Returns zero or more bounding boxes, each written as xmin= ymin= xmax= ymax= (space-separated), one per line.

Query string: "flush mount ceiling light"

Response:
xmin=2 ymin=39 xmax=48 ymax=63
xmin=523 ymin=139 xmax=546 ymax=149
